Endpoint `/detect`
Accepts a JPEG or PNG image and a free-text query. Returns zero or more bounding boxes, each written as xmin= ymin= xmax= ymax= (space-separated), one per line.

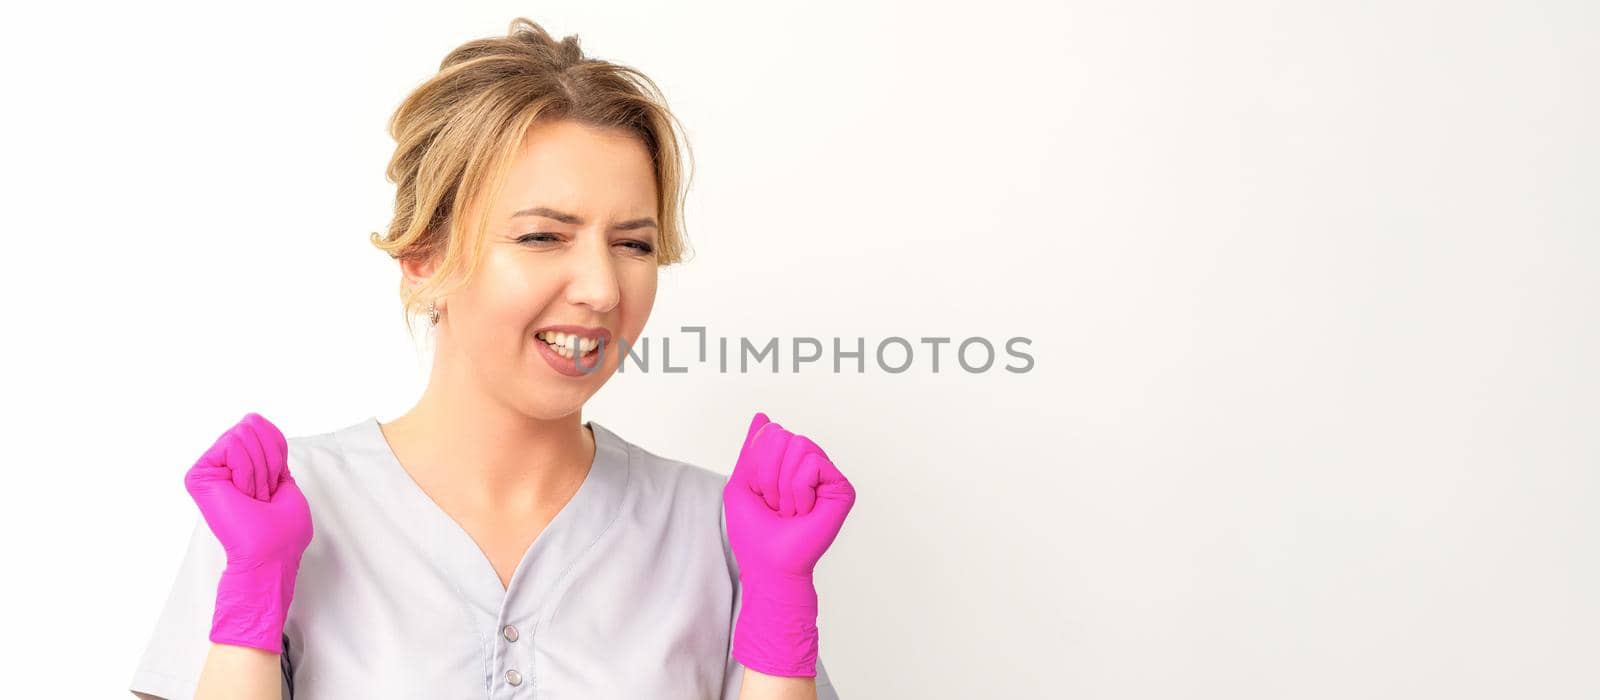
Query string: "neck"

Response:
xmin=381 ymin=348 xmax=594 ymax=514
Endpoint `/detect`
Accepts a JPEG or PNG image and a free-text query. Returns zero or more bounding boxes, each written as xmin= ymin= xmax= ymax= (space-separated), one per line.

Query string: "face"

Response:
xmin=408 ymin=119 xmax=661 ymax=420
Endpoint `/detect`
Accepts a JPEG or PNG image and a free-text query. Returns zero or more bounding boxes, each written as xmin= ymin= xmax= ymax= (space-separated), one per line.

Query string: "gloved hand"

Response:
xmin=183 ymin=412 xmax=313 ymax=655
xmin=723 ymin=411 xmax=857 ymax=677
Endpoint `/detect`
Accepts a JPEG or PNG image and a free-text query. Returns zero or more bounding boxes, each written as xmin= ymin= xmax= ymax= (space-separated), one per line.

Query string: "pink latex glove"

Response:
xmin=723 ymin=411 xmax=857 ymax=677
xmin=183 ymin=412 xmax=313 ymax=654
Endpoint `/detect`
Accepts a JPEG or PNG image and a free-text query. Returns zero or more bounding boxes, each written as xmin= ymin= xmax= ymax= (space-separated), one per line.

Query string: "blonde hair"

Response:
xmin=369 ymin=17 xmax=693 ymax=336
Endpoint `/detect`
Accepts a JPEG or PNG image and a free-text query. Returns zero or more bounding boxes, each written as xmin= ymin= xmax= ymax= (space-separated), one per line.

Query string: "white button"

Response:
xmin=506 ymin=669 xmax=523 ymax=686
xmin=503 ymin=624 xmax=519 ymax=642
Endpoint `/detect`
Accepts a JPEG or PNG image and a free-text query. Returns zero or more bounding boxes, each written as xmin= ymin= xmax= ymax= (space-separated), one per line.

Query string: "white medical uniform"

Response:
xmin=129 ymin=416 xmax=840 ymax=699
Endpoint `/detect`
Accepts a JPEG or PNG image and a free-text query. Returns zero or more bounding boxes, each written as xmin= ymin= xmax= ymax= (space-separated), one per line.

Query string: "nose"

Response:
xmin=563 ymin=230 xmax=621 ymax=313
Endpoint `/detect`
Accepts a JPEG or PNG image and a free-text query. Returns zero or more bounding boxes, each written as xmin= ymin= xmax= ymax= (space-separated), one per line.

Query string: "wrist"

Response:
xmin=210 ymin=556 xmax=301 ymax=654
xmin=733 ymin=570 xmax=820 ymax=677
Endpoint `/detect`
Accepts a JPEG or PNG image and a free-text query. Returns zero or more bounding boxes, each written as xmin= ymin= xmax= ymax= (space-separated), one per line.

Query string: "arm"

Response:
xmin=182 ymin=414 xmax=311 ymax=700
xmin=129 ymin=643 xmax=283 ymax=700
xmin=195 ymin=644 xmax=283 ymax=700
xmin=739 ymin=668 xmax=818 ymax=700
xmin=723 ymin=412 xmax=856 ymax=699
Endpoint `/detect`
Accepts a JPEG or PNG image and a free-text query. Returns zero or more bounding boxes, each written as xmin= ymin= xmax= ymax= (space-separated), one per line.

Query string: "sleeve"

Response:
xmin=718 ymin=505 xmax=840 ymax=699
xmin=128 ymin=516 xmax=292 ymax=700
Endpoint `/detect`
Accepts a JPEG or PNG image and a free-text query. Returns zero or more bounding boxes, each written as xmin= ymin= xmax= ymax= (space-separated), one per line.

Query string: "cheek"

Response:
xmin=475 ymin=256 xmax=562 ymax=326
xmin=619 ymin=266 xmax=658 ymax=329
xmin=632 ymin=265 xmax=659 ymax=301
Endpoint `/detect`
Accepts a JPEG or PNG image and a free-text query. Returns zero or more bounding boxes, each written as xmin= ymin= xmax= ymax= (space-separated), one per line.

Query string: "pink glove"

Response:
xmin=723 ymin=411 xmax=857 ymax=677
xmin=183 ymin=412 xmax=313 ymax=655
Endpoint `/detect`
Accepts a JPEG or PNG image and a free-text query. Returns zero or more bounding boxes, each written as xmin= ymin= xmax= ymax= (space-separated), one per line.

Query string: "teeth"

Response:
xmin=537 ymin=331 xmax=601 ymax=359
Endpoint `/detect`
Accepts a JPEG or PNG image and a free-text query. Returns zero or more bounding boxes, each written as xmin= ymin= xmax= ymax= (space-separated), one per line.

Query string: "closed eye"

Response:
xmin=619 ymin=239 xmax=655 ymax=254
xmin=516 ymin=233 xmax=654 ymax=255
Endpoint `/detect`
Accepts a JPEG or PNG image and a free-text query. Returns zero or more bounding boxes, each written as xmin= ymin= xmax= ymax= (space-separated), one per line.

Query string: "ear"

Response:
xmin=399 ymin=250 xmax=441 ymax=292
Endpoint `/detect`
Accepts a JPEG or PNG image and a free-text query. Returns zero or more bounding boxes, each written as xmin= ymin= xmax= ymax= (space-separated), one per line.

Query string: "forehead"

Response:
xmin=493 ymin=118 xmax=658 ymax=219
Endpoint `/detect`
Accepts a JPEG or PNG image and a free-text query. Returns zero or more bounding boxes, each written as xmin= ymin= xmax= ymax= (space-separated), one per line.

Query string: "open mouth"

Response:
xmin=535 ymin=330 xmax=602 ymax=361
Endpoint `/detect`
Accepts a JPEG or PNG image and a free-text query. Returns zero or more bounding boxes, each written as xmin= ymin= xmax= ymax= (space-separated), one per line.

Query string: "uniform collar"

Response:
xmin=335 ymin=416 xmax=632 ymax=634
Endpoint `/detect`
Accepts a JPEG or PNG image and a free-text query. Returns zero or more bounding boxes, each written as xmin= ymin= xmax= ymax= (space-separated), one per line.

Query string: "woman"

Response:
xmin=129 ymin=18 xmax=856 ymax=700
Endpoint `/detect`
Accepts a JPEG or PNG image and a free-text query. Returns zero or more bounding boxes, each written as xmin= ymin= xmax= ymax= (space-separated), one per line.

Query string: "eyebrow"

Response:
xmin=512 ymin=206 xmax=659 ymax=231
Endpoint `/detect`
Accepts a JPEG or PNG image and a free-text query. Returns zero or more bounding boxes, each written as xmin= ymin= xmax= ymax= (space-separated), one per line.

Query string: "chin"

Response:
xmin=514 ymin=397 xmax=586 ymax=422
xmin=521 ymin=378 xmax=599 ymax=416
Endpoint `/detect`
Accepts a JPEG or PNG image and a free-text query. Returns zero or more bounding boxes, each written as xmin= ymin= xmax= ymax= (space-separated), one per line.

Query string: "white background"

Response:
xmin=1 ymin=1 xmax=1595 ymax=697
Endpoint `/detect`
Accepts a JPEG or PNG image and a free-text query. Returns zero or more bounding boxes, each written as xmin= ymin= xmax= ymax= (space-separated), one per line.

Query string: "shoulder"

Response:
xmin=285 ymin=425 xmax=347 ymax=467
xmin=277 ymin=417 xmax=382 ymax=502
xmin=594 ymin=421 xmax=739 ymax=578
xmin=280 ymin=419 xmax=362 ymax=476
xmin=593 ymin=420 xmax=730 ymax=520
xmin=597 ymin=422 xmax=728 ymax=496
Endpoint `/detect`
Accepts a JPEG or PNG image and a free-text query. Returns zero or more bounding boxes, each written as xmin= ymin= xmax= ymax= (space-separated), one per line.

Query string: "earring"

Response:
xmin=427 ymin=300 xmax=440 ymax=326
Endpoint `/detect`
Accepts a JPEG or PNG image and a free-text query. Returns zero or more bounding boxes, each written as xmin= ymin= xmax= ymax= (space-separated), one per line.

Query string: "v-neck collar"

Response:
xmin=335 ymin=415 xmax=632 ymax=636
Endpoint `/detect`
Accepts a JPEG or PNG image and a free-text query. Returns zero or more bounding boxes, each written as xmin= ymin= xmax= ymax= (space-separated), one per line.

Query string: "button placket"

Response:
xmin=481 ymin=420 xmax=628 ymax=698
xmin=496 ymin=618 xmax=528 ymax=695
